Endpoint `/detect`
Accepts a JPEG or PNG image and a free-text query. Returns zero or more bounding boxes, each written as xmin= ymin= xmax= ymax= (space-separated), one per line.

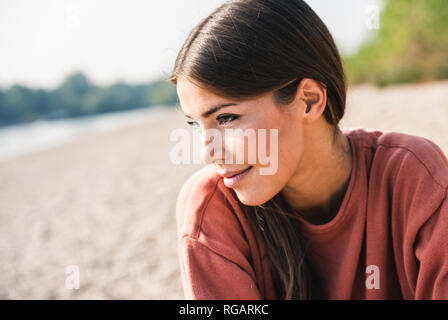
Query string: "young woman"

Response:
xmin=171 ymin=0 xmax=448 ymax=299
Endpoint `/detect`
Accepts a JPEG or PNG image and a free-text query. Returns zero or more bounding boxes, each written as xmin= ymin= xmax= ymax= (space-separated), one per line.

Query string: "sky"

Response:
xmin=0 ymin=0 xmax=382 ymax=89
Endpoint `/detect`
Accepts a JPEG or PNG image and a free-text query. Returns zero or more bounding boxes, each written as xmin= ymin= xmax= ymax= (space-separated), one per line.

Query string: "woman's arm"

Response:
xmin=175 ymin=166 xmax=268 ymax=299
xmin=179 ymin=235 xmax=262 ymax=299
xmin=414 ymin=189 xmax=448 ymax=299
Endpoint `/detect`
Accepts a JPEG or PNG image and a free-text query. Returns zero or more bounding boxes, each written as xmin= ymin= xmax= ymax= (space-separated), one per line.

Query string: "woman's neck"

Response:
xmin=281 ymin=124 xmax=353 ymax=225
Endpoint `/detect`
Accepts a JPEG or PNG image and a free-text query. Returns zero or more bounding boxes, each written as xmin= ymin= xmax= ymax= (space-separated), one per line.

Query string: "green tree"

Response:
xmin=345 ymin=0 xmax=448 ymax=86
xmin=52 ymin=72 xmax=96 ymax=116
xmin=2 ymin=85 xmax=36 ymax=123
xmin=147 ymin=80 xmax=178 ymax=106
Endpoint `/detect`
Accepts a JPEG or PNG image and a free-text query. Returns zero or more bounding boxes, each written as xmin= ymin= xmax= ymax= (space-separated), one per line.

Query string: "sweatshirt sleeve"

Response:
xmin=179 ymin=236 xmax=262 ymax=299
xmin=414 ymin=189 xmax=448 ymax=299
xmin=175 ymin=166 xmax=265 ymax=300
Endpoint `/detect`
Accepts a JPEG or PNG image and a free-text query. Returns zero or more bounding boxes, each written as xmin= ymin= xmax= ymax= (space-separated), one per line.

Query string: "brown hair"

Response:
xmin=170 ymin=0 xmax=347 ymax=299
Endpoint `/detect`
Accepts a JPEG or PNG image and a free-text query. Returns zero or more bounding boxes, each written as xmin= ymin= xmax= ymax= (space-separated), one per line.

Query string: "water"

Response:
xmin=0 ymin=106 xmax=172 ymax=162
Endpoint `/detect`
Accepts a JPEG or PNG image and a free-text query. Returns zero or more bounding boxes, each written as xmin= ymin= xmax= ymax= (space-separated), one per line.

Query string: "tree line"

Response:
xmin=0 ymin=72 xmax=178 ymax=127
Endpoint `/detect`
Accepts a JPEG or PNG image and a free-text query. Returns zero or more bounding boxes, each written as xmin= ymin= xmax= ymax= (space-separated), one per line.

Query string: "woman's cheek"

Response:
xmin=222 ymin=128 xmax=258 ymax=165
xmin=221 ymin=127 xmax=279 ymax=174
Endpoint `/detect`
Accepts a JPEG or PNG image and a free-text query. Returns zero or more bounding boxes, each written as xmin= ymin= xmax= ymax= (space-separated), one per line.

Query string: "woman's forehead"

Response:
xmin=177 ymin=78 xmax=237 ymax=117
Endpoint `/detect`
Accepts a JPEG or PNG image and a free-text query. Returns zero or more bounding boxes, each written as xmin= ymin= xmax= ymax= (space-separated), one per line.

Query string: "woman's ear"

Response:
xmin=296 ymin=78 xmax=327 ymax=123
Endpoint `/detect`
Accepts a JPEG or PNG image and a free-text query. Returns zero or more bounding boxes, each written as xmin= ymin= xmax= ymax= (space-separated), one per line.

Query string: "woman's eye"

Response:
xmin=217 ymin=114 xmax=239 ymax=125
xmin=187 ymin=120 xmax=199 ymax=128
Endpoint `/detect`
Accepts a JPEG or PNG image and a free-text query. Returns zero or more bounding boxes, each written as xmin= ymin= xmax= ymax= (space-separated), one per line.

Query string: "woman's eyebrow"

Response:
xmin=184 ymin=103 xmax=239 ymax=119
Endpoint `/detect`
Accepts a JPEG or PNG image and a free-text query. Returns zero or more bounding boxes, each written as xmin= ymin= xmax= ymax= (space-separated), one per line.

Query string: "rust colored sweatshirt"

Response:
xmin=176 ymin=128 xmax=448 ymax=299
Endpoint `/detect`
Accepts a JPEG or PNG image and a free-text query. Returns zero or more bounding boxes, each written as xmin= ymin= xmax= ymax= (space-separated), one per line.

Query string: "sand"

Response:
xmin=0 ymin=80 xmax=447 ymax=299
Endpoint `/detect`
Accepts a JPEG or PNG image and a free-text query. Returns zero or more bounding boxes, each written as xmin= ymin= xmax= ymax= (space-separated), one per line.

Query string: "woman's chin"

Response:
xmin=233 ymin=188 xmax=272 ymax=207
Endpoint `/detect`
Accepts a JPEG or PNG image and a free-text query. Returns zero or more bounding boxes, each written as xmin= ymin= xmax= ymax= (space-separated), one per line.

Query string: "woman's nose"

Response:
xmin=199 ymin=128 xmax=225 ymax=165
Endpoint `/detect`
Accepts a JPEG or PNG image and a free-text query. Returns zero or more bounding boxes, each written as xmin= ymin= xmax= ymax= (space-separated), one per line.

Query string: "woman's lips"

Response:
xmin=222 ymin=166 xmax=253 ymax=188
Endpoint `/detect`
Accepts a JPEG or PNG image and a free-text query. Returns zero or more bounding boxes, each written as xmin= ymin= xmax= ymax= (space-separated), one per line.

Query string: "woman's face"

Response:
xmin=177 ymin=77 xmax=308 ymax=206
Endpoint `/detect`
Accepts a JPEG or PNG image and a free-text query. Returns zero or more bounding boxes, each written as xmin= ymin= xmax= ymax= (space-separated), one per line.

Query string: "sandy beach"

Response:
xmin=1 ymin=80 xmax=447 ymax=299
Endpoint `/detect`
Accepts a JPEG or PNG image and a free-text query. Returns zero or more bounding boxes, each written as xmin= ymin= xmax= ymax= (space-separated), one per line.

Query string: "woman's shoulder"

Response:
xmin=377 ymin=131 xmax=448 ymax=187
xmin=175 ymin=164 xmax=248 ymax=250
xmin=346 ymin=128 xmax=448 ymax=189
xmin=348 ymin=128 xmax=448 ymax=234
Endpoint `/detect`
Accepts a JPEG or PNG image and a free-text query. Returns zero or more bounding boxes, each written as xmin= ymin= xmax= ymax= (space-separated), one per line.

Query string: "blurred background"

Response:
xmin=0 ymin=0 xmax=447 ymax=299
